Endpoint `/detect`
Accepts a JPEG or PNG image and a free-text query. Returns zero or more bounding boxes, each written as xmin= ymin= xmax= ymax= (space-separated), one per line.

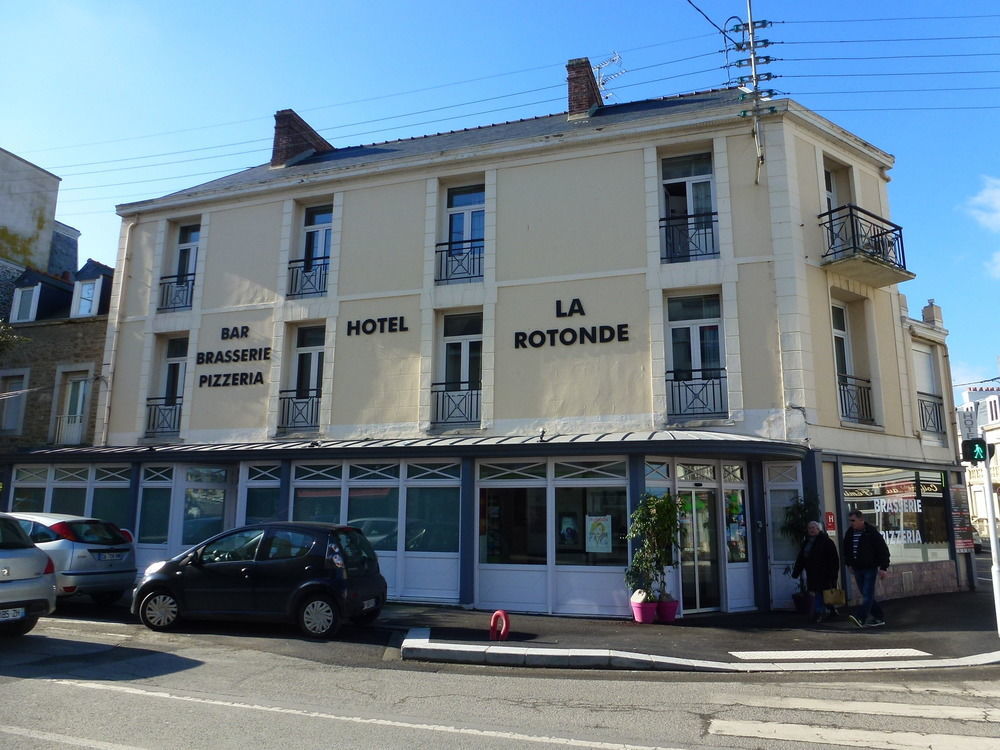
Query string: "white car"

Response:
xmin=12 ymin=512 xmax=136 ymax=605
xmin=0 ymin=512 xmax=56 ymax=636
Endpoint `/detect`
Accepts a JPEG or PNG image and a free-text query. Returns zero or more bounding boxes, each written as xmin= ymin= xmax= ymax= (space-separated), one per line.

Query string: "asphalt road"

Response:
xmin=2 ymin=594 xmax=1000 ymax=749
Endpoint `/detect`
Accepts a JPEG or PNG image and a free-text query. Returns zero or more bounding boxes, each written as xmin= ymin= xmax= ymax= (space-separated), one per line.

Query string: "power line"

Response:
xmin=781 ymin=34 xmax=1000 ymax=44
xmin=779 ymin=14 xmax=1000 ymax=24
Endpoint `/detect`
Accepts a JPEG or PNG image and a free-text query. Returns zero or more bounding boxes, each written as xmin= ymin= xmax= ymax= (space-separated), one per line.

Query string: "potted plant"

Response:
xmin=779 ymin=494 xmax=819 ymax=614
xmin=625 ymin=491 xmax=682 ymax=623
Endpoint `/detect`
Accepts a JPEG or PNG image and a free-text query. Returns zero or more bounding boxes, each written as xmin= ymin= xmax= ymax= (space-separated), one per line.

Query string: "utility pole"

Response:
xmin=731 ymin=0 xmax=776 ymax=185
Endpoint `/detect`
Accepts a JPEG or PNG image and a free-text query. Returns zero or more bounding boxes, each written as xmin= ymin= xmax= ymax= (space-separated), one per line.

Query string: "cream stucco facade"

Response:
xmin=3 ymin=63 xmax=968 ymax=618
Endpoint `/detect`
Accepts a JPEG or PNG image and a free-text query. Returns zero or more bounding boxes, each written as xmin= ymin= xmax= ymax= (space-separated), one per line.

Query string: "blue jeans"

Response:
xmin=852 ymin=567 xmax=884 ymax=621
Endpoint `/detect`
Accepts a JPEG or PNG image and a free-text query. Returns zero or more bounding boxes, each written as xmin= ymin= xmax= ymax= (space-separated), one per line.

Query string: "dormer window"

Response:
xmin=71 ymin=278 xmax=101 ymax=318
xmin=11 ymin=285 xmax=39 ymax=323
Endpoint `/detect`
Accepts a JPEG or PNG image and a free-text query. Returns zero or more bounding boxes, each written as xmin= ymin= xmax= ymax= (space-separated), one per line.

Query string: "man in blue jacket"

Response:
xmin=842 ymin=509 xmax=891 ymax=627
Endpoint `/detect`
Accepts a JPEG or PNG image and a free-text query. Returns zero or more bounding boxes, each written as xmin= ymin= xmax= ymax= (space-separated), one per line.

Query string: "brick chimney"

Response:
xmin=270 ymin=109 xmax=334 ymax=168
xmin=566 ymin=57 xmax=602 ymax=120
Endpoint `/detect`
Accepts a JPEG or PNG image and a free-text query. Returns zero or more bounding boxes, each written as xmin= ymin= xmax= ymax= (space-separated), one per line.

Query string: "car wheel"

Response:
xmin=91 ymin=590 xmax=125 ymax=607
xmin=298 ymin=594 xmax=340 ymax=638
xmin=0 ymin=616 xmax=39 ymax=637
xmin=138 ymin=590 xmax=180 ymax=631
xmin=351 ymin=605 xmax=382 ymax=626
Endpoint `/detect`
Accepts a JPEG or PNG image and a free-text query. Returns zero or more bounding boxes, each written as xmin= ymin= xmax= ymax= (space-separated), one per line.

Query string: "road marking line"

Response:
xmin=730 ymin=649 xmax=929 ymax=660
xmin=709 ymin=719 xmax=999 ymax=749
xmin=0 ymin=724 xmax=146 ymax=750
xmin=47 ymin=680 xmax=686 ymax=750
xmin=712 ymin=695 xmax=1000 ymax=722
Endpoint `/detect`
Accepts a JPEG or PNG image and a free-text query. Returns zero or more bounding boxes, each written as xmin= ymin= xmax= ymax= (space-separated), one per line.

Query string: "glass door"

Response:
xmin=678 ymin=489 xmax=721 ymax=611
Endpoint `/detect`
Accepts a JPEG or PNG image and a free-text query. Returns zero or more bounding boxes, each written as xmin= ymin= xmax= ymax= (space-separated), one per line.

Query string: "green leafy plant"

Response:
xmin=625 ymin=491 xmax=682 ymax=602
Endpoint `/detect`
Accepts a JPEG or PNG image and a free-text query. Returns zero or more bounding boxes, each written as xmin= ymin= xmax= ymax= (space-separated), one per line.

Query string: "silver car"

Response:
xmin=0 ymin=512 xmax=56 ymax=636
xmin=12 ymin=512 xmax=136 ymax=606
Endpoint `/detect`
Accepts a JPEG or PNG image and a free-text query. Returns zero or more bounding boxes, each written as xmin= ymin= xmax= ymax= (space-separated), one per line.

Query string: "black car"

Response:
xmin=131 ymin=522 xmax=387 ymax=638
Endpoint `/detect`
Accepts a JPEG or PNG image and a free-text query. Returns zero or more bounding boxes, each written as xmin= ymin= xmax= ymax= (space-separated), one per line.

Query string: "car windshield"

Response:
xmin=66 ymin=520 xmax=128 ymax=545
xmin=0 ymin=517 xmax=35 ymax=549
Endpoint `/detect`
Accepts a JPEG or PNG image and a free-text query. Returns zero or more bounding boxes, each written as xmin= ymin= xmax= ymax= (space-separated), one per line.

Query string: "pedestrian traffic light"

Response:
xmin=961 ymin=438 xmax=990 ymax=464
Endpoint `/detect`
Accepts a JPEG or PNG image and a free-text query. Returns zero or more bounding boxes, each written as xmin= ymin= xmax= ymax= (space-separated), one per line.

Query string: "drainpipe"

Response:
xmin=99 ymin=217 xmax=137 ymax=446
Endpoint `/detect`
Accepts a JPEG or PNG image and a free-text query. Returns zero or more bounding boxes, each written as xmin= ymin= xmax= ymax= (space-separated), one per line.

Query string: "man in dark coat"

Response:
xmin=792 ymin=520 xmax=840 ymax=623
xmin=842 ymin=509 xmax=891 ymax=627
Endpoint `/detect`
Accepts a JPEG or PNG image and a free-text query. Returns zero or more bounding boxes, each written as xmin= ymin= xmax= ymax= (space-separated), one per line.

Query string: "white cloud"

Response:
xmin=968 ymin=176 xmax=1000 ymax=232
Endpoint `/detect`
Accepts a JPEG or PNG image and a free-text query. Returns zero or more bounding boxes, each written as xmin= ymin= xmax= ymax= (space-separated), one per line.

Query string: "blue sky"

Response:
xmin=2 ymin=0 xmax=998 ymax=398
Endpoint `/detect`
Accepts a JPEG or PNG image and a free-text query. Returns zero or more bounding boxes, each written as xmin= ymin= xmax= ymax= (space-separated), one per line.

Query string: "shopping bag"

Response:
xmin=822 ymin=588 xmax=846 ymax=606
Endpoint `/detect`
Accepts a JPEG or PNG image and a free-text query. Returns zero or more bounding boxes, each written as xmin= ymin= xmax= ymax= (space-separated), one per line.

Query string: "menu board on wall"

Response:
xmin=951 ymin=486 xmax=974 ymax=553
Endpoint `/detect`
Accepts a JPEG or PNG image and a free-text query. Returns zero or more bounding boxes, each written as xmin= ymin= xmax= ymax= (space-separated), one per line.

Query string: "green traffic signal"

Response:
xmin=962 ymin=438 xmax=990 ymax=464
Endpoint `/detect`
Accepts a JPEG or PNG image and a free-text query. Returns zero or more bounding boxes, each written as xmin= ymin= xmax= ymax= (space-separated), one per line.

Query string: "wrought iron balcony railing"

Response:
xmin=838 ymin=374 xmax=875 ymax=425
xmin=157 ymin=273 xmax=195 ymax=311
xmin=145 ymin=397 xmax=182 ymax=436
xmin=818 ymin=204 xmax=906 ymax=269
xmin=435 ymin=239 xmax=484 ymax=283
xmin=660 ymin=212 xmax=719 ymax=263
xmin=431 ymin=381 xmax=481 ymax=424
xmin=917 ymin=392 xmax=945 ymax=434
xmin=54 ymin=413 xmax=85 ymax=445
xmin=287 ymin=256 xmax=329 ymax=297
xmin=278 ymin=389 xmax=321 ymax=431
xmin=665 ymin=368 xmax=727 ymax=419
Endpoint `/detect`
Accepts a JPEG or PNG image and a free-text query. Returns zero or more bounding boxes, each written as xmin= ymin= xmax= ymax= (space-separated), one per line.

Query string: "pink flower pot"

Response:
xmin=630 ymin=601 xmax=658 ymax=624
xmin=656 ymin=599 xmax=679 ymax=623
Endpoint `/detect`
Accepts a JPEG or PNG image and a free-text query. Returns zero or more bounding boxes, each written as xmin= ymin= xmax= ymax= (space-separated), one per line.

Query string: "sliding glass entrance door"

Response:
xmin=678 ymin=489 xmax=721 ymax=611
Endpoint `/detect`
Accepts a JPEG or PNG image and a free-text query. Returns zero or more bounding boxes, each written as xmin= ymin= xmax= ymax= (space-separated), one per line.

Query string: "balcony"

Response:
xmin=665 ymin=368 xmax=727 ymax=420
xmin=435 ymin=240 xmax=483 ymax=284
xmin=431 ymin=381 xmax=481 ymax=425
xmin=157 ymin=273 xmax=195 ymax=311
xmin=917 ymin=392 xmax=945 ymax=434
xmin=278 ymin=389 xmax=320 ymax=432
xmin=54 ymin=414 xmax=85 ymax=445
xmin=838 ymin=375 xmax=875 ymax=425
xmin=287 ymin=256 xmax=329 ymax=298
xmin=660 ymin=213 xmax=718 ymax=263
xmin=818 ymin=204 xmax=915 ymax=287
xmin=145 ymin=397 xmax=182 ymax=436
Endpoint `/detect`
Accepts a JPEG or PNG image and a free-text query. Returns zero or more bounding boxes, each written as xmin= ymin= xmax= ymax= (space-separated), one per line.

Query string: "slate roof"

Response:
xmin=120 ymin=88 xmax=748 ymax=210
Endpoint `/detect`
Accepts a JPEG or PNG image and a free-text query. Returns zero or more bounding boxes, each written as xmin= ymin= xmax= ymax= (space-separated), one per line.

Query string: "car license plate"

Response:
xmin=362 ymin=598 xmax=375 ymax=610
xmin=96 ymin=552 xmax=124 ymax=561
xmin=0 ymin=607 xmax=25 ymax=622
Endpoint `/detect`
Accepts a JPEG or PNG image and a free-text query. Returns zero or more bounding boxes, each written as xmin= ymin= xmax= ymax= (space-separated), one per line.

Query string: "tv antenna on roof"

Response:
xmin=593 ymin=52 xmax=627 ymax=99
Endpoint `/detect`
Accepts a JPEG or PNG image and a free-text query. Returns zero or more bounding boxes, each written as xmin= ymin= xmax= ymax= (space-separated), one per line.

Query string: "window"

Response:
xmin=912 ymin=343 xmax=944 ymax=434
xmin=159 ymin=224 xmax=198 ymax=310
xmin=263 ymin=529 xmax=315 ymax=560
xmin=11 ymin=285 xmax=38 ymax=322
xmin=405 ymin=487 xmax=460 ymax=553
xmin=437 ymin=185 xmax=484 ymax=283
xmin=554 ymin=487 xmax=627 ymax=566
xmin=55 ymin=373 xmax=89 ymax=445
xmin=832 ymin=303 xmax=874 ymax=424
xmin=289 ymin=205 xmax=331 ymax=297
xmin=201 ymin=528 xmax=265 ymax=563
xmin=279 ymin=325 xmax=325 ymax=430
xmin=665 ymin=294 xmax=726 ymax=419
xmin=72 ymin=279 xmax=100 ymax=317
xmin=0 ymin=373 xmax=27 ymax=434
xmin=479 ymin=487 xmax=546 ymax=564
xmin=146 ymin=336 xmax=187 ymax=435
xmin=661 ymin=153 xmax=717 ymax=262
xmin=432 ymin=312 xmax=482 ymax=424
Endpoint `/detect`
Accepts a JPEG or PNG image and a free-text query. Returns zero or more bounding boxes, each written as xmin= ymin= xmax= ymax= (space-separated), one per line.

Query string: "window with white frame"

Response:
xmin=71 ymin=278 xmax=100 ymax=317
xmin=55 ymin=372 xmax=89 ymax=445
xmin=832 ymin=302 xmax=875 ymax=424
xmin=279 ymin=325 xmax=325 ymax=430
xmin=436 ymin=185 xmax=484 ymax=283
xmin=665 ymin=293 xmax=726 ymax=419
xmin=11 ymin=285 xmax=39 ymax=322
xmin=912 ymin=342 xmax=945 ymax=434
xmin=661 ymin=153 xmax=717 ymax=262
xmin=288 ymin=204 xmax=332 ymax=297
xmin=432 ymin=312 xmax=482 ymax=424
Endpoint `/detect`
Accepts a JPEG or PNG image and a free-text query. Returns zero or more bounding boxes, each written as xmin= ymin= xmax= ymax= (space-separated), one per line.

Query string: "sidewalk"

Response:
xmin=387 ymin=589 xmax=1000 ymax=672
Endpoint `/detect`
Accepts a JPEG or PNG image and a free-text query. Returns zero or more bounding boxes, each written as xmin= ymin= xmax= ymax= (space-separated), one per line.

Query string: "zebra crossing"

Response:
xmin=704 ymin=683 xmax=1000 ymax=749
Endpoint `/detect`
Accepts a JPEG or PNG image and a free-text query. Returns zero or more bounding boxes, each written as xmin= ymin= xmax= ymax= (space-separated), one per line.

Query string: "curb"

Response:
xmin=400 ymin=628 xmax=1000 ymax=673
